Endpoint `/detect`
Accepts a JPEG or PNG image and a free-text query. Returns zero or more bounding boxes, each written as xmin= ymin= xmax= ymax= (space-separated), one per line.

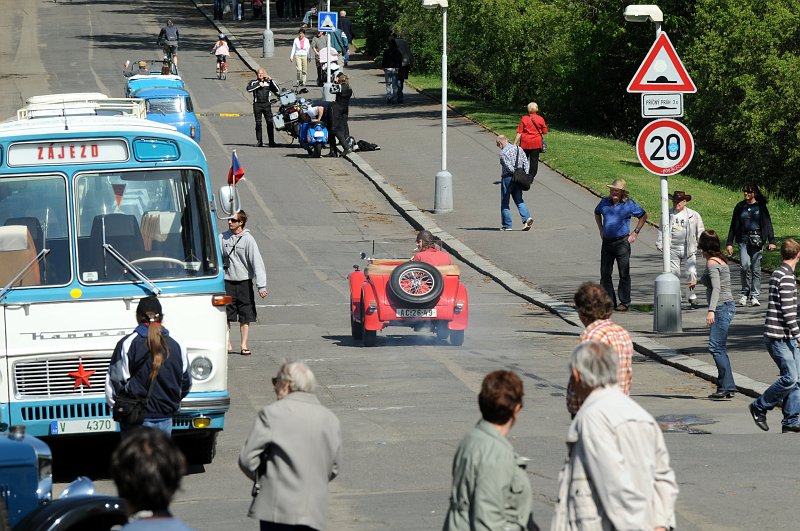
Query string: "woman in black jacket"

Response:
xmin=105 ymin=296 xmax=192 ymax=436
xmin=725 ymin=183 xmax=777 ymax=307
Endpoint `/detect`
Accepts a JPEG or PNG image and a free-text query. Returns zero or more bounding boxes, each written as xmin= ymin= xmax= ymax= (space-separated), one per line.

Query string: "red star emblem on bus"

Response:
xmin=68 ymin=361 xmax=96 ymax=389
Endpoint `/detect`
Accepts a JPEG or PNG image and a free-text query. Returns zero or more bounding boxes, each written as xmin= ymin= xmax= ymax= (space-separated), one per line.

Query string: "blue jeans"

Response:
xmin=120 ymin=417 xmax=173 ymax=438
xmin=600 ymin=237 xmax=631 ymax=307
xmin=384 ymin=68 xmax=399 ymax=102
xmin=739 ymin=241 xmax=762 ymax=299
xmin=754 ymin=338 xmax=800 ymax=427
xmin=709 ymin=301 xmax=736 ymax=392
xmin=500 ymin=175 xmax=530 ymax=229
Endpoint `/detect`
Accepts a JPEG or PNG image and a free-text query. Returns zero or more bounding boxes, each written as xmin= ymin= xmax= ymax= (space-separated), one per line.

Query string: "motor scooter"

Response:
xmin=298 ymin=117 xmax=329 ymax=158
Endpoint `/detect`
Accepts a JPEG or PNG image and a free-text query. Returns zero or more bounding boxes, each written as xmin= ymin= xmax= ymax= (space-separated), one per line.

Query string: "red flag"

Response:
xmin=227 ymin=150 xmax=245 ymax=185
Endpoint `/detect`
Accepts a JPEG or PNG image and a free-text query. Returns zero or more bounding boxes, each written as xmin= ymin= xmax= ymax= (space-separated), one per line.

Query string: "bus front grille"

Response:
xmin=13 ymin=355 xmax=111 ymax=398
xmin=20 ymin=401 xmax=111 ymax=421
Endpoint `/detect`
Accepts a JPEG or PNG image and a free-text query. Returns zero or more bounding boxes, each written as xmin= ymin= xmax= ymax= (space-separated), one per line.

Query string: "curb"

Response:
xmin=190 ymin=0 xmax=768 ymax=400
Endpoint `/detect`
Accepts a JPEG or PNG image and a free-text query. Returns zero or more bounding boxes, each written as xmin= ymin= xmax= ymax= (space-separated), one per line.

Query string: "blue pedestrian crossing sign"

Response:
xmin=318 ymin=11 xmax=338 ymax=32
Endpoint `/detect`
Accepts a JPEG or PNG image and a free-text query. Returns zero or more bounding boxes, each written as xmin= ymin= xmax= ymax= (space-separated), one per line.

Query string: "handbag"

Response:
xmin=112 ymin=356 xmax=159 ymax=426
xmin=529 ymin=115 xmax=547 ymax=153
xmin=746 ymin=232 xmax=763 ymax=248
xmin=512 ymin=146 xmax=534 ymax=191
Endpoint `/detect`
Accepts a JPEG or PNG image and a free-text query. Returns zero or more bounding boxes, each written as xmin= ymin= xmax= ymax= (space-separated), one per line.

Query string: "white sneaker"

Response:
xmin=738 ymin=295 xmax=748 ymax=306
xmin=750 ymin=298 xmax=761 ymax=307
xmin=522 ymin=218 xmax=533 ymax=231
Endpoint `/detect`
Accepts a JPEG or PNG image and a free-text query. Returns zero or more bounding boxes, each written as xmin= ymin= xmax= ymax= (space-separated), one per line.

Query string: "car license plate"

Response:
xmin=50 ymin=418 xmax=116 ymax=435
xmin=289 ymin=112 xmax=299 ymax=120
xmin=396 ymin=308 xmax=437 ymax=318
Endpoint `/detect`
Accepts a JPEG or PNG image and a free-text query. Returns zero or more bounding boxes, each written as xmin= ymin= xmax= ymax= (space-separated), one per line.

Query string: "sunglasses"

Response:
xmin=271 ymin=377 xmax=280 ymax=385
xmin=228 ymin=218 xmax=242 ymax=223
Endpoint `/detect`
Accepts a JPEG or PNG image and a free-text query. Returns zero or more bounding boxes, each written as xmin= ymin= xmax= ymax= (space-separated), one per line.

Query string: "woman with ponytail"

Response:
xmin=106 ymin=296 xmax=192 ymax=436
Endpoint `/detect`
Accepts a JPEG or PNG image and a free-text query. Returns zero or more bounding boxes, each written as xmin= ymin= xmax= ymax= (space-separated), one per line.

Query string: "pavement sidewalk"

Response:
xmin=193 ymin=1 xmax=774 ymax=398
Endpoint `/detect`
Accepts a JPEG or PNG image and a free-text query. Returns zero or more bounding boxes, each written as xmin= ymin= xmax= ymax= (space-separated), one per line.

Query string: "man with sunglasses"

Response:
xmin=221 ymin=210 xmax=268 ymax=355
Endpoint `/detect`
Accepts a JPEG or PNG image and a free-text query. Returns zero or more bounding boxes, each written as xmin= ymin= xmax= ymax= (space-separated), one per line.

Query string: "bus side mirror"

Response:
xmin=217 ymin=185 xmax=241 ymax=218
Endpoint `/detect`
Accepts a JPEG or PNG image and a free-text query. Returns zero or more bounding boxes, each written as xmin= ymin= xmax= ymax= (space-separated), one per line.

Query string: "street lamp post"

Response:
xmin=423 ymin=0 xmax=452 ymax=213
xmin=263 ymin=1 xmax=274 ymax=57
xmin=624 ymin=4 xmax=681 ymax=332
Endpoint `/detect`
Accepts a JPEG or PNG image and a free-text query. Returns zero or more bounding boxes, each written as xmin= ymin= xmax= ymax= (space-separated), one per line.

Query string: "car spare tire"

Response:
xmin=388 ymin=261 xmax=444 ymax=306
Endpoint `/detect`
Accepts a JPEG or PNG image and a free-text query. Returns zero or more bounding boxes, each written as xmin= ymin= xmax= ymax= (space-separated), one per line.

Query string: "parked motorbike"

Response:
xmin=270 ymin=86 xmax=309 ymax=140
xmin=299 ymin=118 xmax=329 ymax=158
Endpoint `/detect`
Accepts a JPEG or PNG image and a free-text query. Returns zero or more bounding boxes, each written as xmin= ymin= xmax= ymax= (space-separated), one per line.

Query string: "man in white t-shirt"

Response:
xmin=656 ymin=190 xmax=705 ymax=305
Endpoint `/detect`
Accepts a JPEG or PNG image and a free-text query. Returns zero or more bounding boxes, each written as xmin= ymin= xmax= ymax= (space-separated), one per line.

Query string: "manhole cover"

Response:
xmin=656 ymin=414 xmax=716 ymax=434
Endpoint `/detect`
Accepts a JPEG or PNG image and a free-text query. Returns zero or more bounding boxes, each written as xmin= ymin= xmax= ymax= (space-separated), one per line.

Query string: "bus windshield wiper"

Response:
xmin=0 ymin=248 xmax=50 ymax=301
xmin=102 ymin=244 xmax=161 ymax=295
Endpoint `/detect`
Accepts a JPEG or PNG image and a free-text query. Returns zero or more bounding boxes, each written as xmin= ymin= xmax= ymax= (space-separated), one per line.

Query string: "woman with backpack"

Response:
xmin=105 ymin=296 xmax=192 ymax=436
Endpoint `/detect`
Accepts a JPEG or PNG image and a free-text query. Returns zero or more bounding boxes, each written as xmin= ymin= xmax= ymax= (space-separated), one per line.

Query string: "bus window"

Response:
xmin=75 ymin=168 xmax=219 ymax=282
xmin=0 ymin=175 xmax=71 ymax=286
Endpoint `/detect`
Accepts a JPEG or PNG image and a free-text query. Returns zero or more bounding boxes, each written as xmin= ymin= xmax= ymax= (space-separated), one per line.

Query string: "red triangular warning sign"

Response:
xmin=627 ymin=32 xmax=696 ymax=93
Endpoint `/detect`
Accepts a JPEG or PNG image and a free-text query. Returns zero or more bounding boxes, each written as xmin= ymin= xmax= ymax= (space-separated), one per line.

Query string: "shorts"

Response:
xmin=225 ymin=279 xmax=257 ymax=323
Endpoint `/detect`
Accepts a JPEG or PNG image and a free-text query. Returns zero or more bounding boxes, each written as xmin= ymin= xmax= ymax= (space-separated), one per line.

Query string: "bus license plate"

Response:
xmin=50 ymin=418 xmax=116 ymax=435
xmin=396 ymin=308 xmax=437 ymax=318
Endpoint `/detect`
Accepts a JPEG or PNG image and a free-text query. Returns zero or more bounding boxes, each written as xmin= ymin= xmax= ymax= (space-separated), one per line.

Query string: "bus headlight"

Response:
xmin=190 ymin=357 xmax=213 ymax=381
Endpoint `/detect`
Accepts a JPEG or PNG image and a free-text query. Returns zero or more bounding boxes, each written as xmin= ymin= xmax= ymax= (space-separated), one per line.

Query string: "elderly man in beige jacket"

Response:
xmin=239 ymin=362 xmax=342 ymax=530
xmin=552 ymin=342 xmax=678 ymax=531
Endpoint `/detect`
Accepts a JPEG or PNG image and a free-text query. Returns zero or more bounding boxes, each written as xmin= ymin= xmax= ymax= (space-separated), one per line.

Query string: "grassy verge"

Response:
xmin=408 ymin=74 xmax=800 ymax=271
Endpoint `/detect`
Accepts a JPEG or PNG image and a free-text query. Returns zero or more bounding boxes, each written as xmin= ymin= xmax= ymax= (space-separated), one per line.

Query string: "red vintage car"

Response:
xmin=348 ymin=255 xmax=468 ymax=346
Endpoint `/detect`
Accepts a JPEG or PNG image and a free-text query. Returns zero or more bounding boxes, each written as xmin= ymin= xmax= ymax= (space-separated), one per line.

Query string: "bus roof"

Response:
xmin=16 ymin=96 xmax=147 ymax=121
xmin=0 ymin=114 xmax=178 ymax=138
xmin=26 ymin=93 xmax=110 ymax=105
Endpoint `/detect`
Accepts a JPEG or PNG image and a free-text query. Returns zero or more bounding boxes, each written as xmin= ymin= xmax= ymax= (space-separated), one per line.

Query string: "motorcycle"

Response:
xmin=270 ymin=85 xmax=309 ymax=140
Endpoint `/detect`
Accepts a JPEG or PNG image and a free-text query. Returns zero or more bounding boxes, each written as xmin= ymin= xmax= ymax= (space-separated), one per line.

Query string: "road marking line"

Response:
xmin=328 ymin=384 xmax=369 ymax=388
xmin=356 ymin=406 xmax=416 ymax=411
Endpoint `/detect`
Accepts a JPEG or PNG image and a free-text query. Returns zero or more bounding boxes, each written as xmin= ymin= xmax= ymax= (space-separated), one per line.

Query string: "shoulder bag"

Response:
xmin=512 ymin=146 xmax=534 ymax=191
xmin=529 ymin=115 xmax=547 ymax=153
xmin=112 ymin=355 xmax=160 ymax=426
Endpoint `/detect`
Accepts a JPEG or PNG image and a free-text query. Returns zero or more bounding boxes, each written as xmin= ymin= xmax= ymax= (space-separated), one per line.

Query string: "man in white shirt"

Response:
xmin=656 ymin=190 xmax=705 ymax=305
xmin=552 ymin=341 xmax=678 ymax=531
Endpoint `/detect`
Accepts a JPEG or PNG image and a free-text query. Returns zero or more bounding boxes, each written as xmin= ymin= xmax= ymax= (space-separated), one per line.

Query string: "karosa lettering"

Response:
xmin=37 ymin=143 xmax=100 ymax=160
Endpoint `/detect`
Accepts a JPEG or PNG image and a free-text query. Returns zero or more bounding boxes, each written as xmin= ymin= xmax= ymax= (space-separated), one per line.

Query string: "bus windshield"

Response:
xmin=75 ymin=168 xmax=218 ymax=283
xmin=0 ymin=174 xmax=70 ymax=287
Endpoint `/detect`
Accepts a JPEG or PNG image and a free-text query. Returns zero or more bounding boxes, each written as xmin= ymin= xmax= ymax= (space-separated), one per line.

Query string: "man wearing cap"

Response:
xmin=594 ymin=178 xmax=647 ymax=312
xmin=123 ymin=60 xmax=151 ymax=77
xmin=656 ymin=191 xmax=705 ymax=306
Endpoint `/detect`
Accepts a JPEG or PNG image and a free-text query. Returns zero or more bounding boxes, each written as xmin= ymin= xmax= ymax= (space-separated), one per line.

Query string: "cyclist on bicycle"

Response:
xmin=212 ymin=33 xmax=230 ymax=75
xmin=157 ymin=19 xmax=180 ymax=65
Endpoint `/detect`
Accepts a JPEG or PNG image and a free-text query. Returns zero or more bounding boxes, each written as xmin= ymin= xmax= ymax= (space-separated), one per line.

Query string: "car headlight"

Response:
xmin=38 ymin=453 xmax=53 ymax=481
xmin=190 ymin=356 xmax=213 ymax=381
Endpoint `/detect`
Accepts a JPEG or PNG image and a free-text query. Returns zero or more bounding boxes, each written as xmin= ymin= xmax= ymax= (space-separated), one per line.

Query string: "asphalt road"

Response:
xmin=3 ymin=1 xmax=800 ymax=530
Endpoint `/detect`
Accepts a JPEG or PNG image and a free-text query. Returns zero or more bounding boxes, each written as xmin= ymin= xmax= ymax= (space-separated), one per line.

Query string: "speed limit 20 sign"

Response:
xmin=636 ymin=118 xmax=694 ymax=176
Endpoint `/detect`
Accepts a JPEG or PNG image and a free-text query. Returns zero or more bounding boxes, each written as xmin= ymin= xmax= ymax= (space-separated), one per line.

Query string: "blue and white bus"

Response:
xmin=0 ymin=94 xmax=233 ymax=462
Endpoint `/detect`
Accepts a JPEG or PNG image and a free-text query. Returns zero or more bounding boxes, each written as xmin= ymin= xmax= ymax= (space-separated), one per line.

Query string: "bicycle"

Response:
xmin=216 ymin=55 xmax=228 ymax=80
xmin=160 ymin=40 xmax=178 ymax=64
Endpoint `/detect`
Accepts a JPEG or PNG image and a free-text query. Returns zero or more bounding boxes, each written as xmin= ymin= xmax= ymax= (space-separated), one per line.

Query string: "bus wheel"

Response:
xmin=181 ymin=431 xmax=218 ymax=465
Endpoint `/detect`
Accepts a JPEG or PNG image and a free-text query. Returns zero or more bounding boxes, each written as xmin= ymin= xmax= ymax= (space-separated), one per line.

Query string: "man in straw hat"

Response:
xmin=656 ymin=190 xmax=705 ymax=306
xmin=594 ymin=178 xmax=648 ymax=312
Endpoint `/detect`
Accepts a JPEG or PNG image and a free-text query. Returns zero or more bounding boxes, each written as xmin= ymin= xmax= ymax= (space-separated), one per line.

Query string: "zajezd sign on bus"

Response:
xmin=8 ymin=138 xmax=128 ymax=166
